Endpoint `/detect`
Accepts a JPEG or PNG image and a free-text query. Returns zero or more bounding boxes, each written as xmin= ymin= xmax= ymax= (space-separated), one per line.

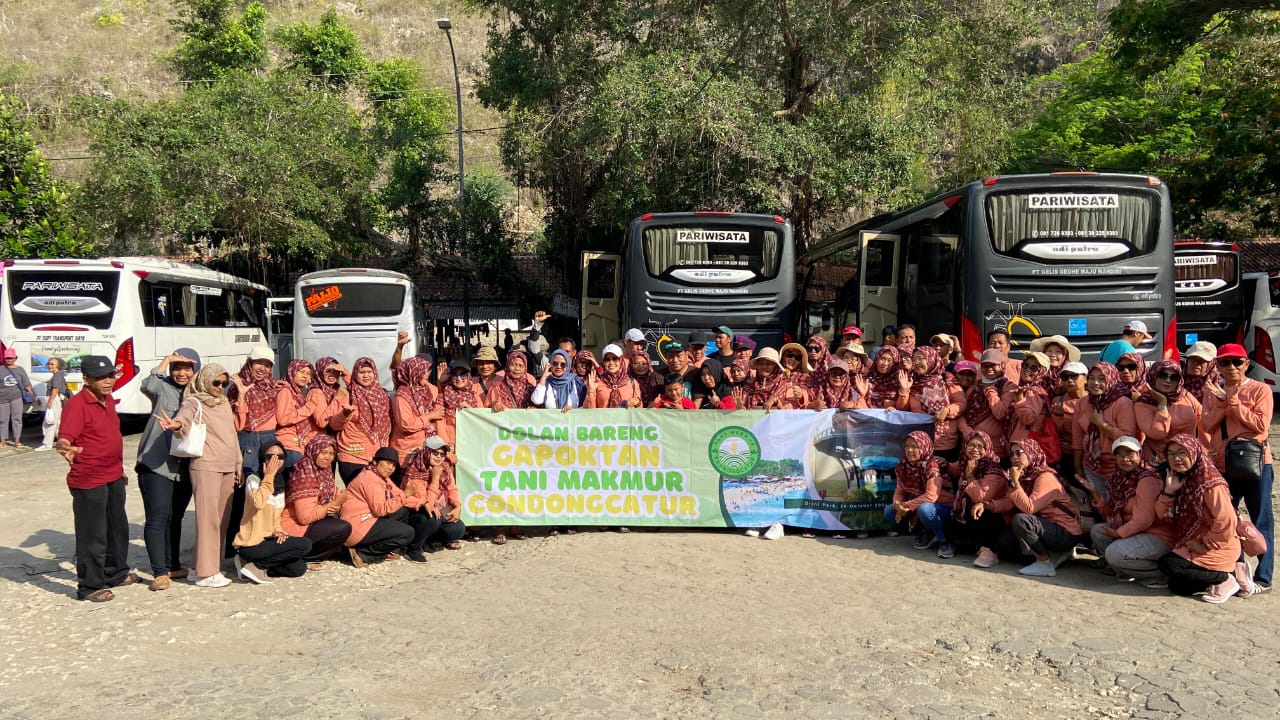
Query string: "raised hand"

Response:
xmin=397 ymin=330 xmax=410 ymax=347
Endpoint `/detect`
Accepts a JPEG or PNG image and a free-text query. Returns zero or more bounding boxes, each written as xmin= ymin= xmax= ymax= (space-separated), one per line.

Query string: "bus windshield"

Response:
xmin=985 ymin=188 xmax=1158 ymax=260
xmin=6 ymin=270 xmax=120 ymax=329
xmin=642 ymin=225 xmax=782 ymax=280
xmin=301 ymin=282 xmax=406 ymax=318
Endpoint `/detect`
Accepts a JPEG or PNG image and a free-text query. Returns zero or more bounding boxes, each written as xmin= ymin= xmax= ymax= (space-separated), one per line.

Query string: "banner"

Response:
xmin=457 ymin=408 xmax=935 ymax=530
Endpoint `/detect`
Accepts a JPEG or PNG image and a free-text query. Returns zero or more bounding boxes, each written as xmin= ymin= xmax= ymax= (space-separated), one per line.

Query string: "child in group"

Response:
xmin=651 ymin=372 xmax=696 ymax=409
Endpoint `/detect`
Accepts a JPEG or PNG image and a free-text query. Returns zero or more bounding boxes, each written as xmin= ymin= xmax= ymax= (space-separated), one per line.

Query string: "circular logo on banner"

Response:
xmin=708 ymin=426 xmax=761 ymax=478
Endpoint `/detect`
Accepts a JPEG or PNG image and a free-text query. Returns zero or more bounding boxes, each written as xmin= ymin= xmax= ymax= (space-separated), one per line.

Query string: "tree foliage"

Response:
xmin=169 ymin=0 xmax=268 ymax=82
xmin=0 ymin=93 xmax=94 ymax=258
xmin=274 ymin=8 xmax=368 ymax=88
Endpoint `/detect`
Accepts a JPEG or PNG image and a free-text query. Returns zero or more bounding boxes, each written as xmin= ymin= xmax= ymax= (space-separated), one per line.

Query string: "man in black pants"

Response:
xmin=56 ymin=356 xmax=138 ymax=602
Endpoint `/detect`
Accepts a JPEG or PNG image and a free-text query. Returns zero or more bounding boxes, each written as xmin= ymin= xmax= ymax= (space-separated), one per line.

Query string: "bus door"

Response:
xmin=580 ymin=252 xmax=621 ymax=353
xmin=268 ymin=297 xmax=295 ymax=376
xmin=858 ymin=231 xmax=901 ymax=338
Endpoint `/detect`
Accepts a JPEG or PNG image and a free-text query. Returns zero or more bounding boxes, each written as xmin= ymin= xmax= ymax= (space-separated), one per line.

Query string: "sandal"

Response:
xmin=511 ymin=532 xmax=529 ymax=541
xmin=491 ymin=534 xmax=508 ymax=545
xmin=548 ymin=529 xmax=560 ymax=537
xmin=446 ymin=540 xmax=463 ymax=550
xmin=115 ymin=572 xmax=144 ymax=587
xmin=802 ymin=531 xmax=817 ymax=539
xmin=306 ymin=562 xmax=324 ymax=572
xmin=84 ymin=588 xmax=114 ymax=602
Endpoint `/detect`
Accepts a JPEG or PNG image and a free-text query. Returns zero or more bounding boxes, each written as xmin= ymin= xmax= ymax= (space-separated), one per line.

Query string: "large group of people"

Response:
xmin=52 ymin=316 xmax=1273 ymax=606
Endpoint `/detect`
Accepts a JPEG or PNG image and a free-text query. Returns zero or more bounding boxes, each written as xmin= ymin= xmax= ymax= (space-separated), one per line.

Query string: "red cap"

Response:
xmin=840 ymin=326 xmax=862 ymax=338
xmin=1216 ymin=343 xmax=1248 ymax=360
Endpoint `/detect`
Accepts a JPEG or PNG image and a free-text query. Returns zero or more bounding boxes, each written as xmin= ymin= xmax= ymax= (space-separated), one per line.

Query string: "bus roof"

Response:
xmin=632 ymin=211 xmax=788 ymax=225
xmin=3 ymin=256 xmax=268 ymax=292
xmin=297 ymin=268 xmax=411 ymax=284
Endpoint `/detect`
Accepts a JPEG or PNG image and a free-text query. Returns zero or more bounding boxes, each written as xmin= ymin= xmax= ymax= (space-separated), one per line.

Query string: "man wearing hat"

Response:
xmin=624 ymin=328 xmax=648 ymax=360
xmin=732 ymin=335 xmax=756 ymax=364
xmin=470 ymin=346 xmax=501 ymax=398
xmin=659 ymin=340 xmax=696 ymax=397
xmin=686 ymin=329 xmax=713 ymax=369
xmin=840 ymin=326 xmax=863 ymax=346
xmin=710 ymin=326 xmax=734 ymax=359
xmin=1099 ymin=320 xmax=1152 ymax=365
xmin=56 ymin=356 xmax=138 ymax=602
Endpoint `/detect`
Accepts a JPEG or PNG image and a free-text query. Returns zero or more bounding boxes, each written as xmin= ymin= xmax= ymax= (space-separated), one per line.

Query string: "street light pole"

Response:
xmin=437 ymin=17 xmax=470 ymax=360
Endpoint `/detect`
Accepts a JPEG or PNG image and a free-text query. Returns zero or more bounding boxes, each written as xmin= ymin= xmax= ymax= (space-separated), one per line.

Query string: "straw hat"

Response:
xmin=470 ymin=346 xmax=500 ymax=367
xmin=835 ymin=342 xmax=868 ymax=360
xmin=752 ymin=346 xmax=783 ymax=370
xmin=1028 ymin=335 xmax=1081 ymax=363
xmin=778 ymin=343 xmax=814 ymax=372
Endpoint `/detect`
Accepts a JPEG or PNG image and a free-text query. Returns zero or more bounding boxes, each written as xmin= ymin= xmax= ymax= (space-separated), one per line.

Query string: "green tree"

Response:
xmin=169 ymin=0 xmax=268 ymax=82
xmin=275 ymin=8 xmax=368 ymax=88
xmin=0 ymin=93 xmax=93 ymax=258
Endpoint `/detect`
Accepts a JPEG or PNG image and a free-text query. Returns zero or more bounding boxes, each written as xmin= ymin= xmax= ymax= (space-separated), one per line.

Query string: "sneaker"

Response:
xmin=973 ymin=548 xmax=999 ymax=568
xmin=194 ymin=573 xmax=231 ymax=588
xmin=1233 ymin=562 xmax=1255 ymax=598
xmin=1142 ymin=578 xmax=1169 ymax=590
xmin=855 ymin=531 xmax=870 ymax=539
xmin=913 ymin=530 xmax=937 ymax=550
xmin=937 ymin=542 xmax=956 ymax=559
xmin=1254 ymin=582 xmax=1272 ymax=595
xmin=235 ymin=557 xmax=270 ymax=585
xmin=1202 ymin=575 xmax=1240 ymax=604
xmin=763 ymin=523 xmax=785 ymax=541
xmin=33 ymin=445 xmax=51 ymax=452
xmin=1019 ymin=560 xmax=1056 ymax=577
xmin=885 ymin=530 xmax=900 ymax=537
xmin=405 ymin=548 xmax=428 ymax=563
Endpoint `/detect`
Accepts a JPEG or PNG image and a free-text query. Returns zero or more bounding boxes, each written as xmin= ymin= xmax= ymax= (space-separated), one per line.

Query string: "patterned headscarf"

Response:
xmin=1083 ymin=362 xmax=1127 ymax=472
xmin=231 ymin=356 xmax=279 ymax=429
xmin=348 ymin=357 xmax=390 ymax=446
xmin=392 ymin=356 xmax=436 ymax=415
xmin=867 ymin=346 xmax=903 ymax=409
xmin=1011 ymin=439 xmax=1050 ymax=490
xmin=744 ymin=358 xmax=790 ymax=409
xmin=1137 ymin=359 xmax=1184 ymax=405
xmin=908 ymin=346 xmax=949 ymax=415
xmin=313 ymin=356 xmax=341 ymax=403
xmin=1116 ymin=351 xmax=1148 ymax=398
xmin=1103 ymin=447 xmax=1161 ymax=524
xmin=895 ymin=431 xmax=941 ymax=499
xmin=282 ymin=359 xmax=314 ymax=406
xmin=954 ymin=431 xmax=1005 ymax=516
xmin=286 ymin=434 xmax=337 ymax=506
xmin=804 ymin=335 xmax=832 ymax=385
xmin=1163 ymin=434 xmax=1230 ymax=548
xmin=491 ymin=350 xmax=535 ymax=409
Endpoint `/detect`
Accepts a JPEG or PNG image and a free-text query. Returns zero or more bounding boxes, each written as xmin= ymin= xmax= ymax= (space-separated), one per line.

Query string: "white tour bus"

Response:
xmin=293 ymin=268 xmax=423 ymax=391
xmin=0 ymin=257 xmax=270 ymax=415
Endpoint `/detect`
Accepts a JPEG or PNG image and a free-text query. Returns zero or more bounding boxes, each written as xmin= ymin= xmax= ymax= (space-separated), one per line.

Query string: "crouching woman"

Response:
xmin=232 ymin=444 xmax=314 ymax=583
xmin=402 ymin=435 xmax=467 ymax=553
xmin=341 ymin=447 xmax=419 ymax=566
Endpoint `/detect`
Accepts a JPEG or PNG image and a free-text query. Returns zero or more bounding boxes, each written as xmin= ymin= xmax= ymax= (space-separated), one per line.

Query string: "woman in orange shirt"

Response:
xmin=1072 ymin=362 xmax=1138 ymax=500
xmin=951 ymin=431 xmax=1011 ymax=569
xmin=330 ymin=357 xmax=391 ymax=484
xmin=865 ymin=346 xmax=909 ymax=410
xmin=994 ymin=440 xmax=1082 ymax=577
xmin=1134 ymin=360 xmax=1202 ymax=465
xmin=401 ymin=436 xmax=467 ymax=553
xmin=489 ymin=350 xmax=537 ymax=410
xmin=280 ymin=435 xmax=351 ymax=563
xmin=1088 ymin=436 xmax=1176 ymax=585
xmin=1156 ymin=434 xmax=1250 ymax=601
xmin=437 ymin=361 xmax=483 ymax=449
xmin=275 ymin=360 xmax=326 ymax=467
xmin=390 ymin=357 xmax=443 ymax=465
xmin=908 ymin=347 xmax=964 ymax=460
xmin=886 ymin=431 xmax=953 ymax=557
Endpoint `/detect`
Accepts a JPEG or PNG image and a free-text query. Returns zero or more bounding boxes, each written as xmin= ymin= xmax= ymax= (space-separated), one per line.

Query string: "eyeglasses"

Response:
xmin=1155 ymin=371 xmax=1182 ymax=381
xmin=1116 ymin=364 xmax=1138 ymax=371
xmin=1010 ymin=448 xmax=1025 ymax=456
xmin=1217 ymin=358 xmax=1247 ymax=368
xmin=1167 ymin=449 xmax=1192 ymax=460
xmin=549 ymin=362 xmax=567 ymax=368
xmin=210 ymin=380 xmax=227 ymax=388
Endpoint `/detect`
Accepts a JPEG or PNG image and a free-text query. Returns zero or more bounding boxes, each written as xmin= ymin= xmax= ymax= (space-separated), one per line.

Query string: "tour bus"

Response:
xmin=580 ymin=211 xmax=796 ymax=358
xmin=0 ymin=257 xmax=270 ymax=414
xmin=1173 ymin=240 xmax=1245 ymax=348
xmin=293 ymin=268 xmax=423 ymax=391
xmin=796 ymin=172 xmax=1179 ymax=363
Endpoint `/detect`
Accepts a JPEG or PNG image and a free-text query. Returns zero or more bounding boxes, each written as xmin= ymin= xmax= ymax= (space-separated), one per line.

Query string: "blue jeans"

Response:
xmin=237 ymin=429 xmax=278 ymax=475
xmin=137 ymin=470 xmax=192 ymax=577
xmin=882 ymin=502 xmax=951 ymax=542
xmin=1229 ymin=463 xmax=1274 ymax=586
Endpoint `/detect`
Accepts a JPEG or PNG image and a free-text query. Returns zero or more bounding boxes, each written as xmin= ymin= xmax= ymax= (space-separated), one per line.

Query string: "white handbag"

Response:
xmin=169 ymin=398 xmax=207 ymax=458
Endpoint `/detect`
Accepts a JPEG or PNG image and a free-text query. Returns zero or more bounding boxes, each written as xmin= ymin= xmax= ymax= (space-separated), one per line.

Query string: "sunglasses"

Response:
xmin=264 ymin=452 xmax=285 ymax=459
xmin=1116 ymin=364 xmax=1138 ymax=371
xmin=806 ymin=346 xmax=822 ymax=352
xmin=211 ymin=380 xmax=227 ymax=388
xmin=1155 ymin=371 xmax=1182 ymax=381
xmin=1058 ymin=372 xmax=1079 ymax=380
xmin=549 ymin=361 xmax=567 ymax=368
xmin=430 ymin=449 xmax=448 ymax=456
xmin=1217 ymin=358 xmax=1247 ymax=367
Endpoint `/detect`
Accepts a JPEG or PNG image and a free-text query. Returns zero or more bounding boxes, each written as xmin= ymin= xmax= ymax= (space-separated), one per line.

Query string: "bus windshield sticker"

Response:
xmin=304 ymin=285 xmax=343 ymax=312
xmin=1174 ymin=255 xmax=1217 ymax=266
xmin=1185 ymin=333 xmax=1199 ymax=344
xmin=1068 ymin=318 xmax=1087 ymax=336
xmin=1021 ymin=242 xmax=1129 ymax=261
xmin=1026 ymin=194 xmax=1119 ymax=210
xmin=188 ymin=285 xmax=222 ymax=296
xmin=675 ymin=229 xmax=750 ymax=243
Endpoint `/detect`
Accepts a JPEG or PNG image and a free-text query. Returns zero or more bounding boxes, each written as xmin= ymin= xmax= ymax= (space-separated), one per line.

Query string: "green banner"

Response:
xmin=457 ymin=407 xmax=935 ymax=530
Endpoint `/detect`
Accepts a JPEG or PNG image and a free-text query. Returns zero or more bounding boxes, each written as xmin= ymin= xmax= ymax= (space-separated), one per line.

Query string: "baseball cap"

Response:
xmin=840 ymin=326 xmax=863 ymax=338
xmin=81 ymin=355 xmax=116 ymax=379
xmin=449 ymin=360 xmax=472 ymax=373
xmin=624 ymin=328 xmax=645 ymax=343
xmin=979 ymin=349 xmax=1005 ymax=365
xmin=601 ymin=343 xmax=624 ymax=359
xmin=1 ymin=348 xmax=15 ymax=359
xmin=1217 ymin=343 xmax=1248 ymax=360
xmin=1124 ymin=320 xmax=1151 ymax=338
xmin=1111 ymin=436 xmax=1142 ymax=454
xmin=372 ymin=447 xmax=400 ymax=467
xmin=881 ymin=324 xmax=897 ymax=338
xmin=423 ymin=435 xmax=451 ymax=452
xmin=1187 ymin=341 xmax=1217 ymax=362
xmin=687 ymin=329 xmax=712 ymax=347
xmin=248 ymin=345 xmax=274 ymax=362
xmin=953 ymin=360 xmax=978 ymax=375
xmin=660 ymin=339 xmax=685 ymax=354
xmin=827 ymin=358 xmax=851 ymax=373
xmin=1060 ymin=361 xmax=1088 ymax=376
xmin=732 ymin=335 xmax=756 ymax=351
xmin=714 ymin=325 xmax=733 ymax=338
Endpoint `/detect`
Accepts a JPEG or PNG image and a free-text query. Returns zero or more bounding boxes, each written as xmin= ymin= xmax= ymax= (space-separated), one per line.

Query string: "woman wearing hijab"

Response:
xmin=887 ymin=431 xmax=954 ymax=558
xmin=736 ymin=348 xmax=793 ymax=410
xmin=908 ymin=347 xmax=964 ymax=459
xmin=958 ymin=350 xmax=1012 ymax=457
xmin=312 ymin=356 xmax=349 ymax=429
xmin=158 ymin=363 xmax=239 ymax=588
xmin=587 ymin=345 xmax=643 ymax=408
xmin=1115 ymin=351 xmax=1148 ymax=401
xmin=489 ymin=349 xmax=537 ymax=410
xmin=805 ymin=358 xmax=864 ymax=411
xmin=628 ymin=350 xmax=664 ymax=406
xmin=402 ymin=436 xmax=467 ymax=553
xmin=865 ymin=346 xmax=910 ymax=410
xmin=390 ymin=357 xmax=443 ymax=465
xmin=438 ymin=361 xmax=483 ymax=448
xmin=341 ymin=447 xmax=419 ymax=566
xmin=1008 ymin=351 xmax=1052 ymax=449
xmin=1088 ymin=436 xmax=1176 ymax=585
xmin=230 ymin=347 xmax=280 ymax=475
xmin=232 ymin=443 xmax=313 ymax=583
xmin=137 ymin=349 xmax=199 ymax=591
xmin=280 ymin=435 xmax=352 ymax=563
xmin=802 ymin=336 xmax=832 ymax=391
xmin=1071 ymin=362 xmax=1139 ymax=501
xmin=330 ymin=357 xmax=392 ymax=484
xmin=275 ymin=359 xmax=326 ymax=467
xmin=1156 ymin=434 xmax=1249 ymax=601
xmin=691 ymin=357 xmax=736 ymax=409
xmin=532 ymin=349 xmax=586 ymax=410
xmin=1181 ymin=342 xmax=1222 ymax=405
xmin=1133 ymin=359 xmax=1202 ymax=465
xmin=950 ymin=431 xmax=1010 ymax=568
xmin=992 ymin=440 xmax=1082 ymax=577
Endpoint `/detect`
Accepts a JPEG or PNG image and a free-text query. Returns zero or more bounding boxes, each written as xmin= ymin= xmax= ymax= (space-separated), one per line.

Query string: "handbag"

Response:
xmin=169 ymin=398 xmax=206 ymax=458
xmin=3 ymin=366 xmax=34 ymax=405
xmin=1221 ymin=423 xmax=1265 ymax=484
xmin=1237 ymin=517 xmax=1268 ymax=557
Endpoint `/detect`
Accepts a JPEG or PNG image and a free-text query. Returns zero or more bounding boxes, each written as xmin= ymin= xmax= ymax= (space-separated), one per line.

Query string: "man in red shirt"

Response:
xmin=56 ymin=355 xmax=135 ymax=602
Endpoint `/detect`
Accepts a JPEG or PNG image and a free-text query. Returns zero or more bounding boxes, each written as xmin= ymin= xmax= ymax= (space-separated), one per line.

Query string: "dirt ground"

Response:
xmin=1 ymin=425 xmax=1278 ymax=720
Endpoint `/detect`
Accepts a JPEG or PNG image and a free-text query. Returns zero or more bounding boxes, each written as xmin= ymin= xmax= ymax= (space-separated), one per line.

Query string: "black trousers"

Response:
xmin=353 ymin=508 xmax=414 ymax=560
xmin=407 ymin=508 xmax=467 ymax=550
xmin=237 ymin=536 xmax=313 ymax=577
xmin=1159 ymin=553 xmax=1229 ymax=596
xmin=1011 ymin=513 xmax=1080 ymax=557
xmin=137 ymin=469 xmax=192 ymax=577
xmin=303 ymin=517 xmax=352 ymax=561
xmin=338 ymin=461 xmax=365 ymax=485
xmin=222 ymin=483 xmax=246 ymax=559
xmin=70 ymin=478 xmax=131 ymax=599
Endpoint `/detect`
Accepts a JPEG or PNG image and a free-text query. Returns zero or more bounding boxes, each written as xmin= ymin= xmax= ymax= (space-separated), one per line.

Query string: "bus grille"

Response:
xmin=990 ymin=272 xmax=1160 ymax=295
xmin=646 ymin=291 xmax=780 ymax=313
